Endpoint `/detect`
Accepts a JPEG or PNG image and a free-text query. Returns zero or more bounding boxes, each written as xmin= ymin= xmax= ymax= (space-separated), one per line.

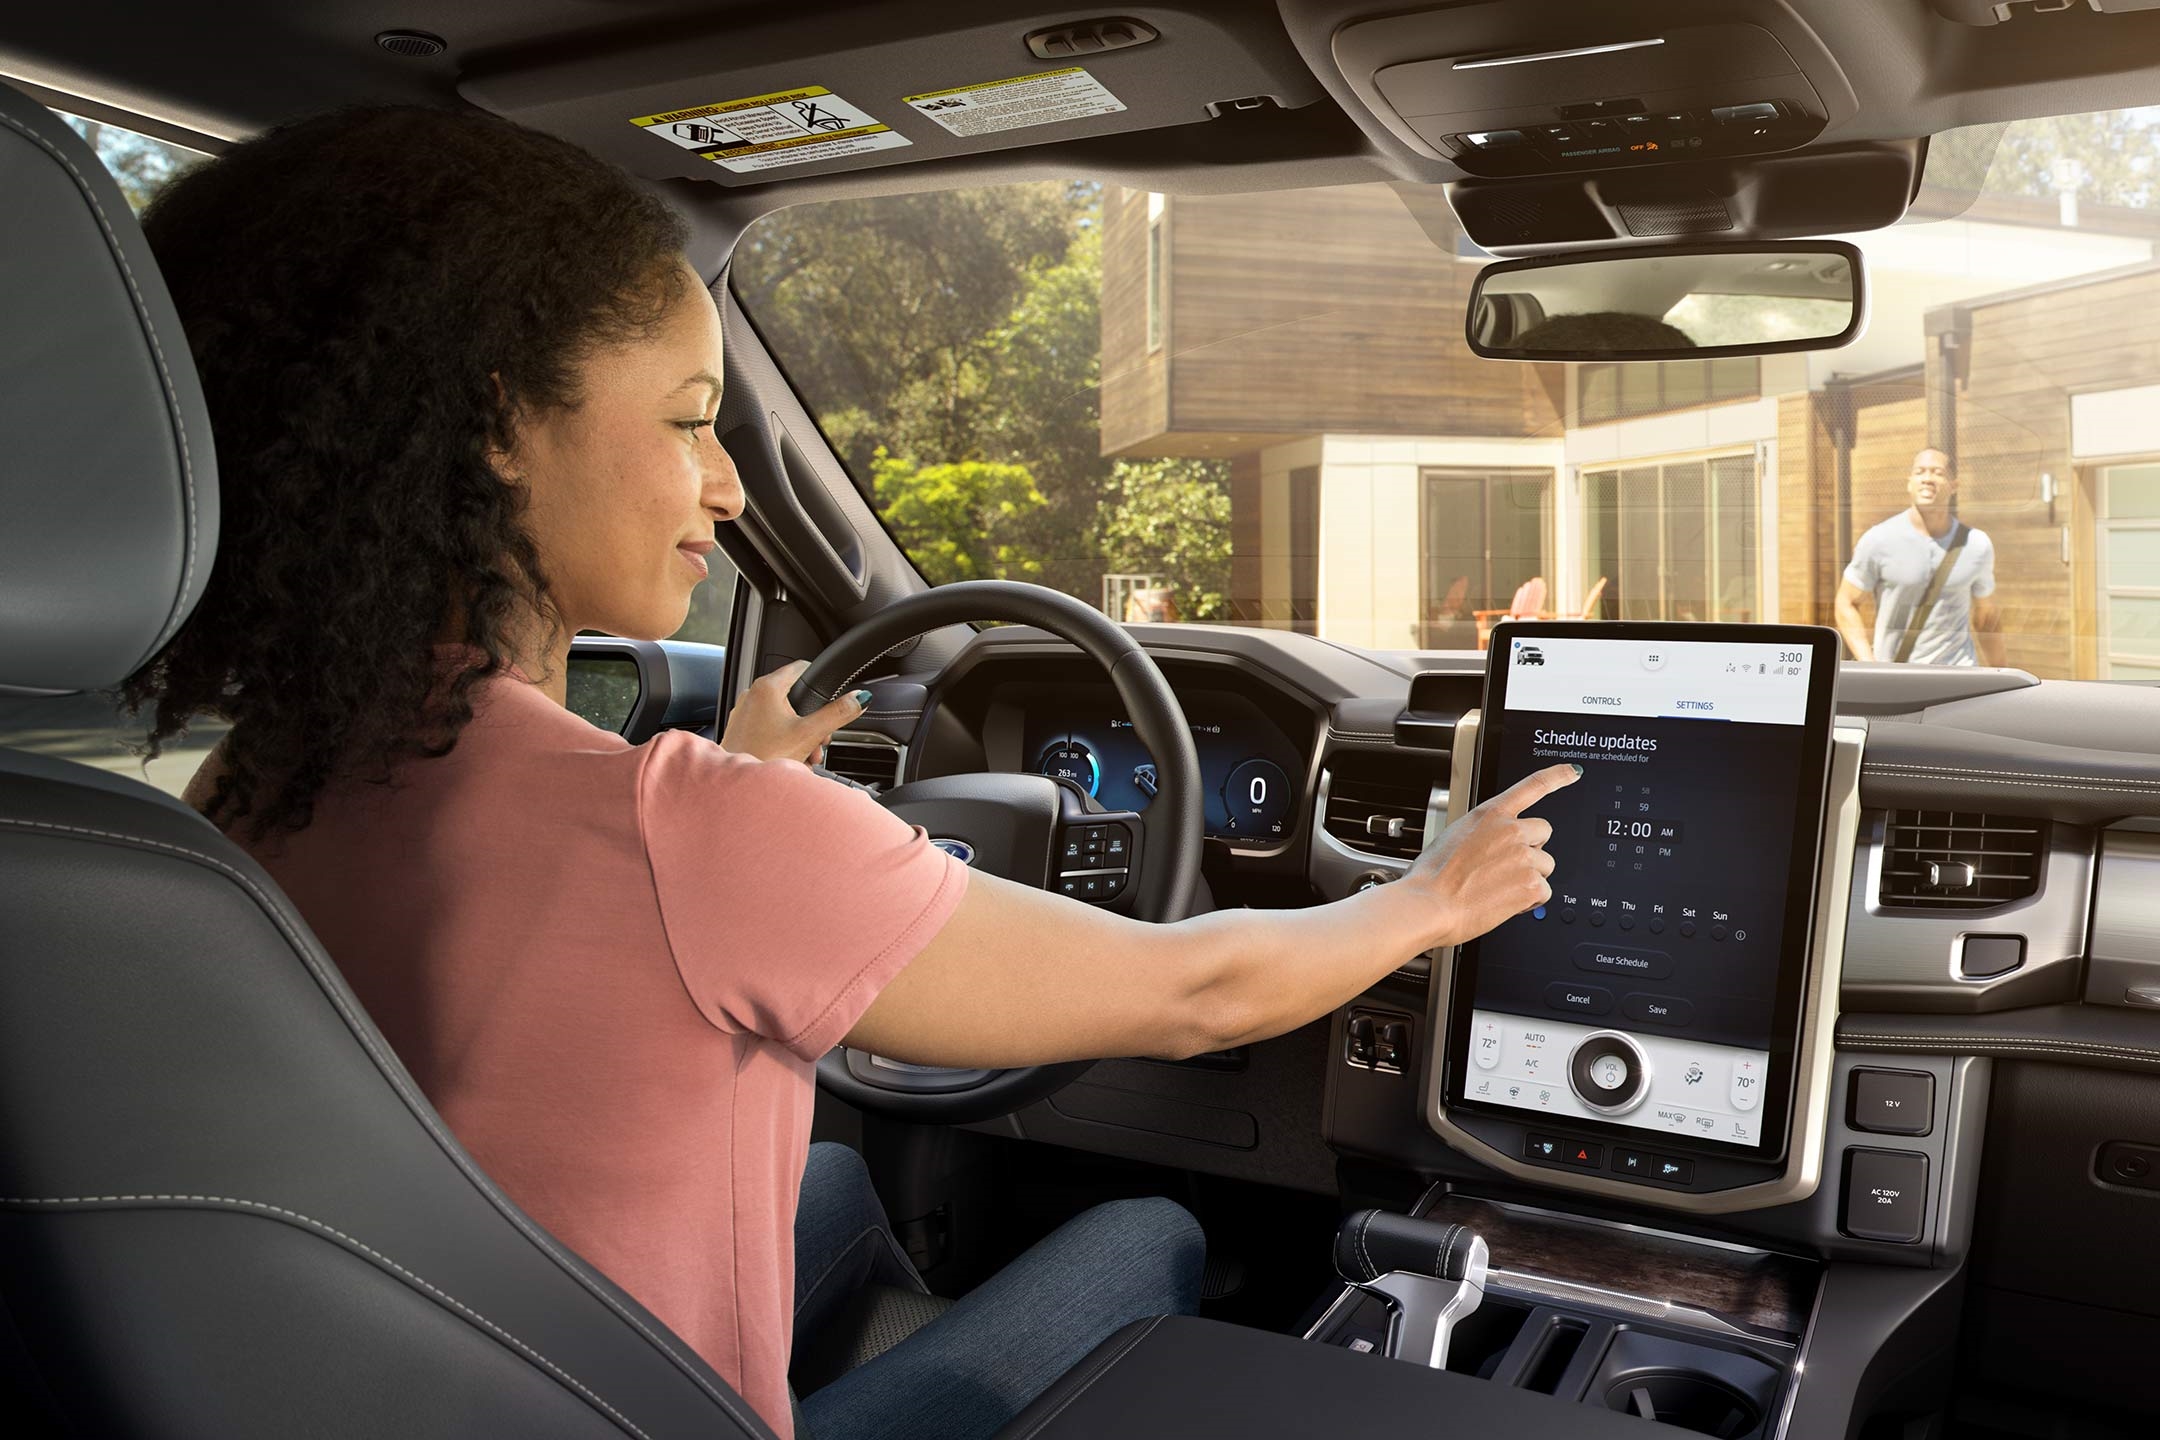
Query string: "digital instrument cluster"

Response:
xmin=1019 ymin=691 xmax=1304 ymax=844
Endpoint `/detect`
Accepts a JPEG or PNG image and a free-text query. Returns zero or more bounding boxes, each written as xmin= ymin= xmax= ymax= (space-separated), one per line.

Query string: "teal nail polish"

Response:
xmin=851 ymin=689 xmax=873 ymax=708
xmin=1570 ymin=763 xmax=1584 ymax=776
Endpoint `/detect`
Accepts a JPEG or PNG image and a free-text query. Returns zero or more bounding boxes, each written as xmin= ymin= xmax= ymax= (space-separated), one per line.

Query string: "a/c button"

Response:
xmin=1544 ymin=982 xmax=1615 ymax=1016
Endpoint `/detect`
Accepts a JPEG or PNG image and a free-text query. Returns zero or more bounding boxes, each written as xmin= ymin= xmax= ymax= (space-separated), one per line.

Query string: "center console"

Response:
xmin=1431 ymin=624 xmax=1862 ymax=1212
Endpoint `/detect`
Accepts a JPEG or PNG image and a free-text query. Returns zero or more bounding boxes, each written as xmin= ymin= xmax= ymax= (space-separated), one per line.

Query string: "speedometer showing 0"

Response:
xmin=1219 ymin=757 xmax=1291 ymax=840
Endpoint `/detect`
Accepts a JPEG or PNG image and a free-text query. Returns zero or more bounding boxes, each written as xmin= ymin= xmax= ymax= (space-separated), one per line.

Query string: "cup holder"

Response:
xmin=1588 ymin=1328 xmax=1781 ymax=1438
xmin=1605 ymin=1373 xmax=1763 ymax=1437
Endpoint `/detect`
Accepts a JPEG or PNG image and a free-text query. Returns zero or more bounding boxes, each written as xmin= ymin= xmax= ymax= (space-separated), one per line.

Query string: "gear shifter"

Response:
xmin=1332 ymin=1209 xmax=1491 ymax=1370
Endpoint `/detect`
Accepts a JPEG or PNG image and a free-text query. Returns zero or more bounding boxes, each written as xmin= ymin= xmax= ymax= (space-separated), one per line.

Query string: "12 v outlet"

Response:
xmin=2097 ymin=1140 xmax=2160 ymax=1193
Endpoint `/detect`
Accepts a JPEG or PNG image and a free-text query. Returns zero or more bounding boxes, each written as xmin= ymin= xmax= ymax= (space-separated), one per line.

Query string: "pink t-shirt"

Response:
xmin=217 ymin=660 xmax=966 ymax=1436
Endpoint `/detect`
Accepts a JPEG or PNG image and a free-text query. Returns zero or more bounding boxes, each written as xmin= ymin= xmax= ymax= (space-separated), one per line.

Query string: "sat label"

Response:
xmin=630 ymin=86 xmax=911 ymax=173
xmin=902 ymin=67 xmax=1125 ymax=137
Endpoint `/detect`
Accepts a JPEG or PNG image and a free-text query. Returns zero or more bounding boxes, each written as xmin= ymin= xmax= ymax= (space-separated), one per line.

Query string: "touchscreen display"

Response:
xmin=1448 ymin=626 xmax=1835 ymax=1160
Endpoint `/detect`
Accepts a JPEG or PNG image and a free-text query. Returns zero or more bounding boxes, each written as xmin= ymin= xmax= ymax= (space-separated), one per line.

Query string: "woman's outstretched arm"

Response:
xmin=843 ymin=764 xmax=1577 ymax=1068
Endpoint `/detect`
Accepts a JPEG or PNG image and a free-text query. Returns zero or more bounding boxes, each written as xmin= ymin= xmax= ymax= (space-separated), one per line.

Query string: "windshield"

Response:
xmin=734 ymin=107 xmax=2160 ymax=680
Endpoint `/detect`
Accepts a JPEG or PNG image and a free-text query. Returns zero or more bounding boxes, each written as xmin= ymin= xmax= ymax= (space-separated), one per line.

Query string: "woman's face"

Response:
xmin=505 ymin=262 xmax=742 ymax=643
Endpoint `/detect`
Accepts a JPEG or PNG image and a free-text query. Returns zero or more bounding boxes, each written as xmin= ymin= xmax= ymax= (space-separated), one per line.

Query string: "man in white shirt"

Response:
xmin=1834 ymin=448 xmax=2006 ymax=667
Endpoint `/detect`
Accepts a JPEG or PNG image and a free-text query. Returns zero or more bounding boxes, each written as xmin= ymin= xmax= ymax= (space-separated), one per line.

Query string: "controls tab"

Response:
xmin=1850 ymin=1069 xmax=1933 ymax=1136
xmin=1842 ymin=1148 xmax=1928 ymax=1244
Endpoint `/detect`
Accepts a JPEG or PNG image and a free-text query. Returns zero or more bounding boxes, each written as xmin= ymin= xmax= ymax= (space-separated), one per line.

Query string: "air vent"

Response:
xmin=375 ymin=30 xmax=446 ymax=58
xmin=1879 ymin=810 xmax=2048 ymax=910
xmin=1322 ymin=757 xmax=1441 ymax=861
xmin=824 ymin=737 xmax=903 ymax=793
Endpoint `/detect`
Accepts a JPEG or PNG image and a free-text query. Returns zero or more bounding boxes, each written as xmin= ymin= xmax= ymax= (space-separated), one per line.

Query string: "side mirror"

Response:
xmin=1466 ymin=241 xmax=1865 ymax=361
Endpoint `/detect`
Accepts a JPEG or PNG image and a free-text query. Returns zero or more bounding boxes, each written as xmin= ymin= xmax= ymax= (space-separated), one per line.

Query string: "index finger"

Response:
xmin=1487 ymin=762 xmax=1582 ymax=817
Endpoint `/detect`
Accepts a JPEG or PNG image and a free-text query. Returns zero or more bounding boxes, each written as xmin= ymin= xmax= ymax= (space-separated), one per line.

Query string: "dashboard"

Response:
xmin=1013 ymin=687 xmax=1305 ymax=844
xmin=803 ymin=618 xmax=2160 ymax=1352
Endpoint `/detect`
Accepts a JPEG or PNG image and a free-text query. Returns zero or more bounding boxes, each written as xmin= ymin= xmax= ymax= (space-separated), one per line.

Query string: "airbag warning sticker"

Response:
xmin=631 ymin=87 xmax=911 ymax=173
xmin=903 ymin=67 xmax=1125 ymax=137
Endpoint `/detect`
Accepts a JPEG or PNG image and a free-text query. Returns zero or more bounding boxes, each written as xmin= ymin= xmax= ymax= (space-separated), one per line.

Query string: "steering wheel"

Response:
xmin=788 ymin=580 xmax=1204 ymax=1123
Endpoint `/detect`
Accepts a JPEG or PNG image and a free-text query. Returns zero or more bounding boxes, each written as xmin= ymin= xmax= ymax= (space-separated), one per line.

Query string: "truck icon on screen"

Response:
xmin=1518 ymin=645 xmax=1545 ymax=667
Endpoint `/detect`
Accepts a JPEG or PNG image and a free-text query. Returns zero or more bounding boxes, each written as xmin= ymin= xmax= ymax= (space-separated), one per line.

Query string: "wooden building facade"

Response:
xmin=1101 ymin=181 xmax=2160 ymax=674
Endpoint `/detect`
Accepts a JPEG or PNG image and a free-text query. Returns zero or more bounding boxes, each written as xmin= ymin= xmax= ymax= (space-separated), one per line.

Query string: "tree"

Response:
xmin=732 ymin=181 xmax=1237 ymax=618
xmin=1926 ymin=109 xmax=2160 ymax=210
xmin=62 ymin=117 xmax=200 ymax=213
xmin=869 ymin=452 xmax=1048 ymax=585
xmin=1098 ymin=459 xmax=1234 ymax=621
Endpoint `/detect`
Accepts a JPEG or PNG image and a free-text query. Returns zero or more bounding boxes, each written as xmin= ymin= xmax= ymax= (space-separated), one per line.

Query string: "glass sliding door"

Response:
xmin=1419 ymin=467 xmax=1554 ymax=647
xmin=1582 ymin=452 xmax=1761 ymax=625
xmin=2098 ymin=462 xmax=2160 ymax=680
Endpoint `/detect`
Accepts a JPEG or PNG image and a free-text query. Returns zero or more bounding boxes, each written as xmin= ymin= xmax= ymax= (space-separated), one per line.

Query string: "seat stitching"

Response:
xmin=0 ymin=1193 xmax=650 ymax=1439
xmin=1860 ymin=769 xmax=2160 ymax=797
xmin=1009 ymin=1314 xmax=1166 ymax=1438
xmin=1866 ymin=762 xmax=2160 ymax=787
xmin=0 ymin=112 xmax=199 ymax=661
xmin=1843 ymin=1033 xmax=2160 ymax=1061
xmin=0 ymin=815 xmax=762 ymax=1430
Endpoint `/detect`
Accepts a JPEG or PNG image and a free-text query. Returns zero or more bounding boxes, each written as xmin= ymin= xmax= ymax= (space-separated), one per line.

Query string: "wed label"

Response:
xmin=630 ymin=86 xmax=911 ymax=173
xmin=902 ymin=67 xmax=1125 ymax=138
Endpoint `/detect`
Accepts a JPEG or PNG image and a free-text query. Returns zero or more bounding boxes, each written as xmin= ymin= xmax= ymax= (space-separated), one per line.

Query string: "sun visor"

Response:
xmin=459 ymin=5 xmax=1323 ymax=187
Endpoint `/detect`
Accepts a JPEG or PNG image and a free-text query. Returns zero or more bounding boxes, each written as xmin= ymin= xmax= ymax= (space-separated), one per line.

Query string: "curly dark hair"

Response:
xmin=124 ymin=106 xmax=692 ymax=842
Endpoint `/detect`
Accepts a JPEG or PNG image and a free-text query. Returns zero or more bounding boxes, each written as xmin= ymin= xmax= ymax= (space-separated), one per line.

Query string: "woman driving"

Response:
xmin=129 ymin=106 xmax=1574 ymax=1440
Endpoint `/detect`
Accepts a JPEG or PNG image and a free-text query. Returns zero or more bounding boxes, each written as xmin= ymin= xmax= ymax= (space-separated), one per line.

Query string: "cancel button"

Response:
xmin=1572 ymin=943 xmax=1675 ymax=982
xmin=1543 ymin=981 xmax=1615 ymax=1017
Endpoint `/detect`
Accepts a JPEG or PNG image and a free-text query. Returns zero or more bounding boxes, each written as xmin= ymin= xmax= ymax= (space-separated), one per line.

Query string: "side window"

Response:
xmin=670 ymin=551 xmax=741 ymax=648
xmin=61 ymin=113 xmax=205 ymax=213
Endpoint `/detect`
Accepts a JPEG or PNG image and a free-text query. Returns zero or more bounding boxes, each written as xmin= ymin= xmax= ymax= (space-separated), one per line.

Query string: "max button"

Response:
xmin=1572 ymin=942 xmax=1675 ymax=981
xmin=1544 ymin=982 xmax=1616 ymax=1016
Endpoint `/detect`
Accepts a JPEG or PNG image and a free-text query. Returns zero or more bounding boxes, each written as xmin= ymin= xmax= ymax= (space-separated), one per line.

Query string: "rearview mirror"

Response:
xmin=1466 ymin=241 xmax=1864 ymax=361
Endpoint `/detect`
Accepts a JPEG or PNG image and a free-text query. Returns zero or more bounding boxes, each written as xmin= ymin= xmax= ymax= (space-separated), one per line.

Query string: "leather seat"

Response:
xmin=0 ymin=81 xmax=783 ymax=1439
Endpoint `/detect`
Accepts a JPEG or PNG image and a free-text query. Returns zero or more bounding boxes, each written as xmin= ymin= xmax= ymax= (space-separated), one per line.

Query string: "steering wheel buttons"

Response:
xmin=1099 ymin=869 xmax=1127 ymax=898
xmin=1105 ymin=826 xmax=1130 ymax=859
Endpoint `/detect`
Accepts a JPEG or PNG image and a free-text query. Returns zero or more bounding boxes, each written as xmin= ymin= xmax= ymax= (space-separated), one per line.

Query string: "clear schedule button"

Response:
xmin=1571 ymin=942 xmax=1675 ymax=982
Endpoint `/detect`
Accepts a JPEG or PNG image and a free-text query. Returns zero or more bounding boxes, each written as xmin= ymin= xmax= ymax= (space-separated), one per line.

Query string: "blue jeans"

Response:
xmin=793 ymin=1142 xmax=1203 ymax=1440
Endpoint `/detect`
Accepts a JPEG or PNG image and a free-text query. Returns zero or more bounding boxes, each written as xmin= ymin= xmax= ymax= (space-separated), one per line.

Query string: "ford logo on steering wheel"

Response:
xmin=929 ymin=838 xmax=975 ymax=866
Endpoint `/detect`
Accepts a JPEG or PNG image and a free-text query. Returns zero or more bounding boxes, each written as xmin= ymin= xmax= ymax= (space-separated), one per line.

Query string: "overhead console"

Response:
xmin=1313 ymin=0 xmax=1908 ymax=253
xmin=1327 ymin=0 xmax=1856 ymax=176
xmin=1429 ymin=624 xmax=1864 ymax=1213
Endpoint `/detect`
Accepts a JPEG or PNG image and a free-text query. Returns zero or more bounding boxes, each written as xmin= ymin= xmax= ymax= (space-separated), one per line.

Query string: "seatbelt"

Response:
xmin=1892 ymin=521 xmax=1969 ymax=664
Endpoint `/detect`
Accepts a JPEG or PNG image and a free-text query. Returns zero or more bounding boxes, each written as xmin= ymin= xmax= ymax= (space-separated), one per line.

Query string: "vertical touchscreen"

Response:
xmin=1451 ymin=627 xmax=1834 ymax=1159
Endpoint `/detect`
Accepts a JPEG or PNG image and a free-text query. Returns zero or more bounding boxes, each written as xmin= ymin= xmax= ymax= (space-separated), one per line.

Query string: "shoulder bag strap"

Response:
xmin=1892 ymin=521 xmax=1969 ymax=664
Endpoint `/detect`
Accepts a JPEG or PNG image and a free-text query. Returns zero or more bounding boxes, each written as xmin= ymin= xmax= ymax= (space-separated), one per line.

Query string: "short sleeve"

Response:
xmin=1968 ymin=528 xmax=1998 ymax=598
xmin=637 ymin=731 xmax=969 ymax=1059
xmin=1842 ymin=528 xmax=1881 ymax=593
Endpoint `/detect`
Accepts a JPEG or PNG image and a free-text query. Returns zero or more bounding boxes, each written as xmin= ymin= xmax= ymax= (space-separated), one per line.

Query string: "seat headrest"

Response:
xmin=0 ymin=82 xmax=218 ymax=696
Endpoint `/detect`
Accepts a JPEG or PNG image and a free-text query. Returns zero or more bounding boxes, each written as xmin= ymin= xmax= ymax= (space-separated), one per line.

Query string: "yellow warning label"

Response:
xmin=902 ymin=67 xmax=1124 ymax=138
xmin=630 ymin=85 xmax=912 ymax=174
